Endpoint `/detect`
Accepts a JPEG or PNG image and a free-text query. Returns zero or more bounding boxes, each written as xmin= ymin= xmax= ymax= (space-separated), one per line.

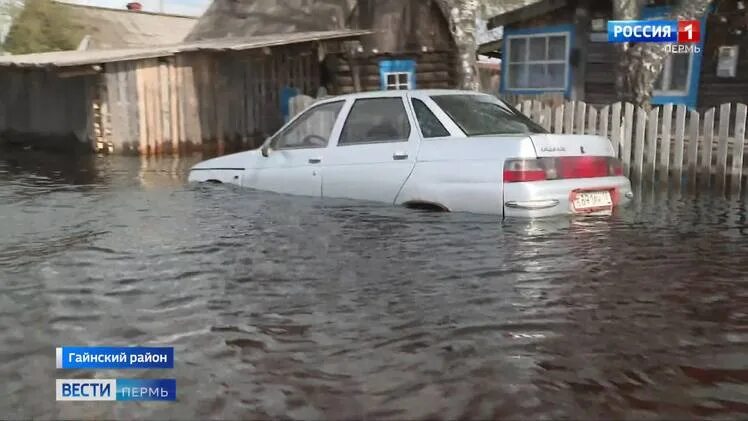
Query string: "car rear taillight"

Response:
xmin=503 ymin=159 xmax=547 ymax=182
xmin=503 ymin=157 xmax=624 ymax=183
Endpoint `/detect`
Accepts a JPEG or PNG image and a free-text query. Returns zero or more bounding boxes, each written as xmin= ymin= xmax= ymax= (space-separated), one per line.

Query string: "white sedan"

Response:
xmin=188 ymin=90 xmax=633 ymax=217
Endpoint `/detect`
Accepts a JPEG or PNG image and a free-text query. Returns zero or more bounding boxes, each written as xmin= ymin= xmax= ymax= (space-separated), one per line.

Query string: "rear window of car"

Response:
xmin=430 ymin=94 xmax=547 ymax=136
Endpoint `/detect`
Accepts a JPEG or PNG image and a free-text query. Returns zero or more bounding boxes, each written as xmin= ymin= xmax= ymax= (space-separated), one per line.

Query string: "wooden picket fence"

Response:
xmin=514 ymin=100 xmax=748 ymax=196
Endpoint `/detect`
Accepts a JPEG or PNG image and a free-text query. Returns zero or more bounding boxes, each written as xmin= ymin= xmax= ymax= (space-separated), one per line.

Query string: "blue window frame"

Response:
xmin=500 ymin=24 xmax=574 ymax=97
xmin=379 ymin=59 xmax=416 ymax=90
xmin=642 ymin=5 xmax=709 ymax=108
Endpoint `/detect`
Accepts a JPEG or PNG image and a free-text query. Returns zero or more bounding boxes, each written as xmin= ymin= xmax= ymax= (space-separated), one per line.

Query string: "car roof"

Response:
xmin=317 ymin=89 xmax=494 ymax=102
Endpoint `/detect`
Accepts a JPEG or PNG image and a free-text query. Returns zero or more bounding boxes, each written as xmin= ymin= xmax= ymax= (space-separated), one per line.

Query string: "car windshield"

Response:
xmin=430 ymin=94 xmax=547 ymax=136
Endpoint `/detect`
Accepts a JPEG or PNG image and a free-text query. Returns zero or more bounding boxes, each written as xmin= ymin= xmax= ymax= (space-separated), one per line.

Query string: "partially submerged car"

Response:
xmin=188 ymin=90 xmax=633 ymax=217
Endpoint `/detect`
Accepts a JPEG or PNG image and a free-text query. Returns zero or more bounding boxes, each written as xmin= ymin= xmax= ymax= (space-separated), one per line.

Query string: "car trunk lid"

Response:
xmin=529 ymin=134 xmax=615 ymax=158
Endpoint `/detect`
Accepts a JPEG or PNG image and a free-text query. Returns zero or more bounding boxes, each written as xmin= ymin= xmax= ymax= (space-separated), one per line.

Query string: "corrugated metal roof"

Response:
xmin=55 ymin=1 xmax=197 ymax=49
xmin=0 ymin=30 xmax=371 ymax=68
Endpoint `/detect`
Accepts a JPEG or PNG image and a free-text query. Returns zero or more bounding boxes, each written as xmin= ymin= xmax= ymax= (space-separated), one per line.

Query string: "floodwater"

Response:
xmin=1 ymin=149 xmax=747 ymax=420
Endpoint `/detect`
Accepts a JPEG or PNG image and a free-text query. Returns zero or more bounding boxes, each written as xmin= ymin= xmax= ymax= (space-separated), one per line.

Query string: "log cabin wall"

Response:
xmin=101 ymin=42 xmax=323 ymax=155
xmin=325 ymin=51 xmax=456 ymax=94
xmin=325 ymin=0 xmax=458 ymax=93
xmin=0 ymin=69 xmax=94 ymax=149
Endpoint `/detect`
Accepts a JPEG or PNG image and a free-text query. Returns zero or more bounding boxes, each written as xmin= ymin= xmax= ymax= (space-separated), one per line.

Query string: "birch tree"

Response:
xmin=435 ymin=0 xmax=481 ymax=91
xmin=614 ymin=0 xmax=711 ymax=108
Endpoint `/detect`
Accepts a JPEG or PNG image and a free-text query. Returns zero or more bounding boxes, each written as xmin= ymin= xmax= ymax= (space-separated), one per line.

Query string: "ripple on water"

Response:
xmin=1 ymin=151 xmax=748 ymax=419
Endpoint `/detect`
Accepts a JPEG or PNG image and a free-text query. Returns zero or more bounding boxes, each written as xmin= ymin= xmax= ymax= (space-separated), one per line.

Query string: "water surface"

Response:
xmin=1 ymin=150 xmax=747 ymax=420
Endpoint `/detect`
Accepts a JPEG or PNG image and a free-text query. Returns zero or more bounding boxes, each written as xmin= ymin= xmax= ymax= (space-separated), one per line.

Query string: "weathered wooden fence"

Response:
xmin=513 ymin=100 xmax=747 ymax=196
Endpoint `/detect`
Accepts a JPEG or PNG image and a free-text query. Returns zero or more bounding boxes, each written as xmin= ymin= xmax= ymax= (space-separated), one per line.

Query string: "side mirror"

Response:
xmin=261 ymin=138 xmax=272 ymax=157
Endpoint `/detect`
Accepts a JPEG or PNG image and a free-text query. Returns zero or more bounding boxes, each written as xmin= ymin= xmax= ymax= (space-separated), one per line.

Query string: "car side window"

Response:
xmin=274 ymin=101 xmax=344 ymax=149
xmin=411 ymin=98 xmax=450 ymax=138
xmin=338 ymin=97 xmax=411 ymax=145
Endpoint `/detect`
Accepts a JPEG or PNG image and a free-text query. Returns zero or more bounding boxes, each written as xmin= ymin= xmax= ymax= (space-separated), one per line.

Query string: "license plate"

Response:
xmin=571 ymin=190 xmax=612 ymax=212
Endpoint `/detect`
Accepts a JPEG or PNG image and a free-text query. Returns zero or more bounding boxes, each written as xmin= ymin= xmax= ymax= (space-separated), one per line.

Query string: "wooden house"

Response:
xmin=186 ymin=0 xmax=461 ymax=94
xmin=0 ymin=30 xmax=368 ymax=155
xmin=483 ymin=0 xmax=748 ymax=110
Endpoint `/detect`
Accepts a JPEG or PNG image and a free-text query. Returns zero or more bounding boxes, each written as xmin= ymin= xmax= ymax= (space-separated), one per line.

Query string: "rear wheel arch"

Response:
xmin=401 ymin=200 xmax=450 ymax=212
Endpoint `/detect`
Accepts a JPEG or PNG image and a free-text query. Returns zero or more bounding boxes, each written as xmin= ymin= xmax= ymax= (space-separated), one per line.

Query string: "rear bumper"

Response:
xmin=503 ymin=176 xmax=633 ymax=218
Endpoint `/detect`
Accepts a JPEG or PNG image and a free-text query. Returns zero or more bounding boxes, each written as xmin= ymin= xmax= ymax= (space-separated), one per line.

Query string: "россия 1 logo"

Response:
xmin=607 ymin=19 xmax=701 ymax=53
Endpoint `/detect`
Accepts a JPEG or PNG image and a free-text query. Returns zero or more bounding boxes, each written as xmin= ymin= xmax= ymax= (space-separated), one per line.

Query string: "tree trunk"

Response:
xmin=614 ymin=0 xmax=712 ymax=108
xmin=435 ymin=0 xmax=481 ymax=91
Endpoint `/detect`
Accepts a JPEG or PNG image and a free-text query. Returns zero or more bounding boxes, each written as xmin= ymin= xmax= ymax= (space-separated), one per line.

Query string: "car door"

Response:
xmin=243 ymin=100 xmax=345 ymax=197
xmin=322 ymin=93 xmax=421 ymax=204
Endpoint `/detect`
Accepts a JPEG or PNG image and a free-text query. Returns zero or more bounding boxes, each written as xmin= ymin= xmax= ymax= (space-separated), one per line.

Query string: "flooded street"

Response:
xmin=1 ymin=150 xmax=747 ymax=420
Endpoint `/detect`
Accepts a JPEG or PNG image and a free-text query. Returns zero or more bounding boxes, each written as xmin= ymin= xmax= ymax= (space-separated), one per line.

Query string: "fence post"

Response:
xmin=575 ymin=101 xmax=587 ymax=135
xmin=532 ymin=100 xmax=543 ymax=127
xmin=633 ymin=106 xmax=647 ymax=182
xmin=542 ymin=106 xmax=552 ymax=132
xmin=610 ymin=103 xmax=622 ymax=156
xmin=563 ymin=101 xmax=575 ymax=134
xmin=659 ymin=104 xmax=673 ymax=184
xmin=587 ymin=107 xmax=598 ymax=136
xmin=701 ymin=108 xmax=715 ymax=188
xmin=687 ymin=110 xmax=700 ymax=190
xmin=731 ymin=103 xmax=746 ymax=195
xmin=622 ymin=103 xmax=634 ymax=177
xmin=645 ymin=107 xmax=659 ymax=184
xmin=599 ymin=105 xmax=610 ymax=139
xmin=716 ymin=103 xmax=732 ymax=193
xmin=672 ymin=105 xmax=687 ymax=191
xmin=554 ymin=104 xmax=564 ymax=134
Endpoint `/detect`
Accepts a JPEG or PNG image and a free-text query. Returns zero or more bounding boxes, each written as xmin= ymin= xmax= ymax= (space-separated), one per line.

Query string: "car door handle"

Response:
xmin=393 ymin=152 xmax=408 ymax=160
xmin=308 ymin=157 xmax=322 ymax=164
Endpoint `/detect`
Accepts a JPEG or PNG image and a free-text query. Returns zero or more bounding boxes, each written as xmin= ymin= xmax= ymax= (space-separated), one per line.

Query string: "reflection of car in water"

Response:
xmin=189 ymin=90 xmax=634 ymax=218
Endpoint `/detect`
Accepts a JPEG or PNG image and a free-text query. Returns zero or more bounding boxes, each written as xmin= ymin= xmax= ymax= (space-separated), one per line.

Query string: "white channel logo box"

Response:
xmin=56 ymin=379 xmax=117 ymax=401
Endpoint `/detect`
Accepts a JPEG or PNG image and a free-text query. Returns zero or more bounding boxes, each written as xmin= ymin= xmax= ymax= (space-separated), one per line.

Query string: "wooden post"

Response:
xmin=672 ymin=105 xmax=687 ymax=191
xmin=632 ymin=106 xmax=647 ymax=182
xmin=575 ymin=101 xmax=586 ymax=135
xmin=645 ymin=107 xmax=659 ymax=184
xmin=659 ymin=104 xmax=672 ymax=184
xmin=136 ymin=62 xmax=147 ymax=154
xmin=587 ymin=107 xmax=597 ymax=136
xmin=731 ymin=103 xmax=747 ymax=195
xmin=622 ymin=103 xmax=634 ymax=177
xmin=553 ymin=104 xmax=564 ymax=134
xmin=715 ymin=103 xmax=732 ymax=193
xmin=701 ymin=107 xmax=715 ymax=187
xmin=169 ymin=59 xmax=179 ymax=154
xmin=599 ymin=105 xmax=610 ymax=139
xmin=563 ymin=100 xmax=575 ymax=134
xmin=610 ymin=102 xmax=622 ymax=155
xmin=686 ymin=110 xmax=700 ymax=190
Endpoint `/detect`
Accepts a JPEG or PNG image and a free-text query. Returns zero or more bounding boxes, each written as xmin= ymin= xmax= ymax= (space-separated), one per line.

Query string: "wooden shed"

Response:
xmin=0 ymin=30 xmax=368 ymax=155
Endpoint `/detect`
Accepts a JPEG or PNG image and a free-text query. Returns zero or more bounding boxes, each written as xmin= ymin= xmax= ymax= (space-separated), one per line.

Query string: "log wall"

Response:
xmin=325 ymin=51 xmax=456 ymax=94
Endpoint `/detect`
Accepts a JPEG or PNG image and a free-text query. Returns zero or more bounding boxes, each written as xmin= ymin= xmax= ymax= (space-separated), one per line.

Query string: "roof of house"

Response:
xmin=0 ymin=29 xmax=370 ymax=68
xmin=185 ymin=0 xmax=547 ymax=42
xmin=485 ymin=0 xmax=565 ymax=29
xmin=54 ymin=1 xmax=198 ymax=49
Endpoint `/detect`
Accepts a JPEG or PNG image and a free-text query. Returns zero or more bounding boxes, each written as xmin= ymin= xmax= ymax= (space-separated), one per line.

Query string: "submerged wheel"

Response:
xmin=403 ymin=201 xmax=449 ymax=212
